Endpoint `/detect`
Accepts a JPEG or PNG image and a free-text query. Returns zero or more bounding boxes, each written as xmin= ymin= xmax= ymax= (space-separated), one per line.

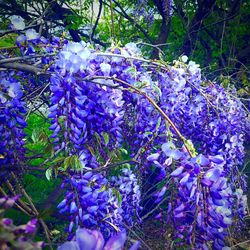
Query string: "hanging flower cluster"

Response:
xmin=110 ymin=168 xmax=142 ymax=226
xmin=133 ymin=0 xmax=155 ymax=27
xmin=57 ymin=170 xmax=124 ymax=238
xmin=0 ymin=15 xmax=249 ymax=249
xmin=50 ymin=42 xmax=143 ymax=238
xmin=0 ymin=73 xmax=26 ymax=168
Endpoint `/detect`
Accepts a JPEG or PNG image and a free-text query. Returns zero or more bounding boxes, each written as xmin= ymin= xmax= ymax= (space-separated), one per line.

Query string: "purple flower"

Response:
xmin=16 ymin=35 xmax=27 ymax=46
xmin=58 ymin=242 xmax=80 ymax=250
xmin=146 ymin=153 xmax=160 ymax=161
xmin=2 ymin=218 xmax=13 ymax=226
xmin=70 ymin=201 xmax=78 ymax=214
xmin=66 ymin=42 xmax=83 ymax=54
xmin=104 ymin=231 xmax=126 ymax=250
xmin=195 ymin=154 xmax=210 ymax=166
xmin=58 ymin=228 xmax=140 ymax=250
xmin=202 ymin=168 xmax=221 ymax=186
xmin=209 ymin=155 xmax=224 ymax=165
xmin=155 ymin=186 xmax=167 ymax=199
xmin=179 ymin=172 xmax=190 ymax=185
xmin=75 ymin=228 xmax=104 ymax=250
xmin=24 ymin=219 xmax=37 ymax=234
xmin=161 ymin=143 xmax=183 ymax=160
xmin=0 ymin=76 xmax=26 ymax=167
xmin=171 ymin=166 xmax=184 ymax=177
xmin=129 ymin=241 xmax=140 ymax=250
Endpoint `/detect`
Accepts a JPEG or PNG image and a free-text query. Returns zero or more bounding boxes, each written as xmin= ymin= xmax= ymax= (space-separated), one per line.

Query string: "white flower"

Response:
xmin=9 ymin=15 xmax=25 ymax=30
xmin=125 ymin=42 xmax=140 ymax=55
xmin=0 ymin=93 xmax=7 ymax=103
xmin=181 ymin=55 xmax=188 ymax=63
xmin=66 ymin=42 xmax=83 ymax=53
xmin=188 ymin=61 xmax=200 ymax=74
xmin=25 ymin=29 xmax=39 ymax=40
xmin=176 ymin=67 xmax=185 ymax=76
xmin=100 ymin=63 xmax=111 ymax=75
xmin=78 ymin=48 xmax=91 ymax=60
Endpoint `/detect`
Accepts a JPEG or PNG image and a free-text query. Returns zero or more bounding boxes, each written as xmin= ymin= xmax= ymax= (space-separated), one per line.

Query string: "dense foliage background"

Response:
xmin=0 ymin=0 xmax=249 ymax=249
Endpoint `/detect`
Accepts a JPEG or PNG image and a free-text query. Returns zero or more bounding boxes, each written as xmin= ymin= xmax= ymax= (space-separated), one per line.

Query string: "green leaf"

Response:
xmin=31 ymin=129 xmax=40 ymax=143
xmin=0 ymin=36 xmax=15 ymax=48
xmin=63 ymin=156 xmax=72 ymax=171
xmin=119 ymin=148 xmax=128 ymax=155
xmin=45 ymin=168 xmax=53 ymax=181
xmin=73 ymin=155 xmax=82 ymax=170
xmin=63 ymin=155 xmax=82 ymax=171
xmin=51 ymin=156 xmax=65 ymax=165
xmin=94 ymin=132 xmax=102 ymax=146
xmin=102 ymin=132 xmax=109 ymax=146
xmin=44 ymin=144 xmax=53 ymax=155
xmin=156 ymin=117 xmax=162 ymax=129
xmin=144 ymin=131 xmax=153 ymax=136
xmin=112 ymin=188 xmax=122 ymax=206
xmin=31 ymin=128 xmax=48 ymax=144
xmin=152 ymin=84 xmax=162 ymax=98
xmin=184 ymin=139 xmax=197 ymax=157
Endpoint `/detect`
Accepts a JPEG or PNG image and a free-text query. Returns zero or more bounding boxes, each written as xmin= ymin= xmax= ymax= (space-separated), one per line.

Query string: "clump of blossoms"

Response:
xmin=57 ymin=170 xmax=124 ymax=239
xmin=145 ymin=56 xmax=249 ymax=247
xmin=0 ymin=73 xmax=26 ymax=169
xmin=133 ymin=0 xmax=155 ymax=27
xmin=49 ymin=41 xmax=125 ymax=154
xmin=50 ymin=42 xmax=144 ymax=238
xmin=0 ymin=17 xmax=249 ymax=249
xmin=48 ymin=44 xmax=249 ymax=247
xmin=0 ymin=196 xmax=43 ymax=250
xmin=110 ymin=168 xmax=142 ymax=226
xmin=147 ymin=141 xmax=248 ymax=249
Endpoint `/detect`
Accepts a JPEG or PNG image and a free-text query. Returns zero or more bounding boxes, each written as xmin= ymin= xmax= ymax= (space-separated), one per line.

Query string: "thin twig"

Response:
xmin=111 ymin=0 xmax=153 ymax=43
xmin=0 ymin=186 xmax=31 ymax=216
xmin=231 ymin=239 xmax=250 ymax=249
xmin=11 ymin=173 xmax=53 ymax=250
xmin=25 ymin=82 xmax=50 ymax=121
xmin=122 ymin=223 xmax=153 ymax=250
xmin=94 ymin=159 xmax=139 ymax=172
xmin=5 ymin=180 xmax=34 ymax=215
xmin=141 ymin=196 xmax=169 ymax=221
xmin=95 ymin=52 xmax=169 ymax=69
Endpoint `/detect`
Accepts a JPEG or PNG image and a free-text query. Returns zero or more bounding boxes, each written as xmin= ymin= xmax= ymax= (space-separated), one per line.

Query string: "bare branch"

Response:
xmin=0 ymin=62 xmax=48 ymax=75
xmin=0 ymin=54 xmax=55 ymax=64
xmin=91 ymin=0 xmax=103 ymax=41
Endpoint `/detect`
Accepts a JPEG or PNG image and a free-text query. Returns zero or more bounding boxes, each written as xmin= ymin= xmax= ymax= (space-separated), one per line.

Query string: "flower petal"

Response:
xmin=76 ymin=228 xmax=97 ymax=250
xmin=104 ymin=231 xmax=127 ymax=250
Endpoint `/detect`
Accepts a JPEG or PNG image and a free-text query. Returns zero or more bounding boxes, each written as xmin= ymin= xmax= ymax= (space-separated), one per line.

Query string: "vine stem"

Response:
xmin=85 ymin=75 xmax=193 ymax=157
xmin=109 ymin=0 xmax=115 ymax=38
xmin=5 ymin=180 xmax=34 ymax=214
xmin=0 ymin=186 xmax=31 ymax=216
xmin=10 ymin=172 xmax=53 ymax=250
xmin=122 ymin=223 xmax=153 ymax=250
